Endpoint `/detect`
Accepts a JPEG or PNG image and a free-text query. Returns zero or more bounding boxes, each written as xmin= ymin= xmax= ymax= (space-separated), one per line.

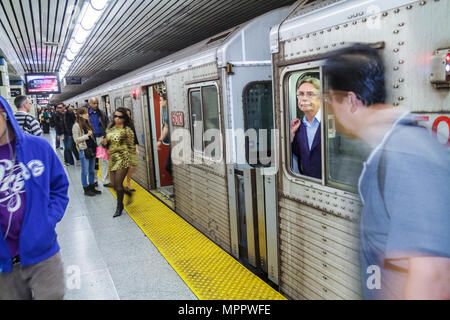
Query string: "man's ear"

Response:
xmin=347 ymin=92 xmax=363 ymax=114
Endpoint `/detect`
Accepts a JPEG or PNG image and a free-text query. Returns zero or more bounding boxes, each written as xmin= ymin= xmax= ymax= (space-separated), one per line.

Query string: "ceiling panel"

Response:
xmin=0 ymin=0 xmax=302 ymax=103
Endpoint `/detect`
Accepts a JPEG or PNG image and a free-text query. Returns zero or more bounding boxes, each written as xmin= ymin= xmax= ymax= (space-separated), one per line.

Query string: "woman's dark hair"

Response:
xmin=76 ymin=107 xmax=93 ymax=133
xmin=323 ymin=43 xmax=386 ymax=106
xmin=109 ymin=107 xmax=133 ymax=129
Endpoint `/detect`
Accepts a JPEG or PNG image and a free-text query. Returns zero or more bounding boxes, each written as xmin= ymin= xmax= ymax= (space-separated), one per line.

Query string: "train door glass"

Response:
xmin=147 ymin=85 xmax=173 ymax=201
xmin=188 ymin=85 xmax=221 ymax=159
xmin=286 ymin=69 xmax=323 ymax=180
xmin=123 ymin=96 xmax=133 ymax=117
xmin=114 ymin=97 xmax=122 ymax=112
xmin=323 ymin=77 xmax=372 ymax=192
xmin=243 ymin=82 xmax=273 ymax=166
xmin=101 ymin=95 xmax=110 ymax=113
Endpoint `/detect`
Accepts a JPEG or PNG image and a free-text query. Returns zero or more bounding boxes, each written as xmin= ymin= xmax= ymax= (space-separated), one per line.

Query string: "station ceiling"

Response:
xmin=0 ymin=0 xmax=301 ymax=103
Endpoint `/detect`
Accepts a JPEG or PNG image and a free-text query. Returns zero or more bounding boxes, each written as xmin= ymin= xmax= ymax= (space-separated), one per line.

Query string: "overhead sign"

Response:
xmin=10 ymin=88 xmax=22 ymax=97
xmin=172 ymin=112 xmax=184 ymax=127
xmin=65 ymin=77 xmax=82 ymax=85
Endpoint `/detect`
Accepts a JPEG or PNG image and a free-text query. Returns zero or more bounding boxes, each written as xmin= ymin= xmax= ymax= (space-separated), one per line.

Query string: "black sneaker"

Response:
xmin=103 ymin=183 xmax=113 ymax=188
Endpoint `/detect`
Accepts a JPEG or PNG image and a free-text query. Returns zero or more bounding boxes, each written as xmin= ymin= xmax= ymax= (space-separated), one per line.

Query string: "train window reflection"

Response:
xmin=323 ymin=78 xmax=372 ymax=191
xmin=243 ymin=82 xmax=273 ymax=167
xmin=188 ymin=85 xmax=221 ymax=159
xmin=287 ymin=69 xmax=322 ymax=180
xmin=114 ymin=97 xmax=122 ymax=110
xmin=189 ymin=90 xmax=202 ymax=152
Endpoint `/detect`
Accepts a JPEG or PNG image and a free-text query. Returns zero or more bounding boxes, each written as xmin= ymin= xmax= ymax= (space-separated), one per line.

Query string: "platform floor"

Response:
xmin=44 ymin=128 xmax=285 ymax=300
xmin=45 ymin=130 xmax=197 ymax=300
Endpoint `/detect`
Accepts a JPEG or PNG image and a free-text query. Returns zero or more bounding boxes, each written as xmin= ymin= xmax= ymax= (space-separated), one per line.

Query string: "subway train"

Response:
xmin=65 ymin=0 xmax=450 ymax=300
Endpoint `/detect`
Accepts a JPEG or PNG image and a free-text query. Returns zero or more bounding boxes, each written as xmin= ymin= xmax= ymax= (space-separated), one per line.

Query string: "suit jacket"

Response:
xmin=291 ymin=123 xmax=322 ymax=179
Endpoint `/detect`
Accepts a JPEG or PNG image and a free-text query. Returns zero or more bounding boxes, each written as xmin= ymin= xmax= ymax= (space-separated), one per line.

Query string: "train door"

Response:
xmin=101 ymin=94 xmax=110 ymax=115
xmin=146 ymin=84 xmax=173 ymax=201
xmin=228 ymin=80 xmax=279 ymax=284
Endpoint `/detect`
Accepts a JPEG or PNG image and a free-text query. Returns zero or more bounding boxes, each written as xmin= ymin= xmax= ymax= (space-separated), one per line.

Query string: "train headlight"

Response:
xmin=430 ymin=49 xmax=450 ymax=88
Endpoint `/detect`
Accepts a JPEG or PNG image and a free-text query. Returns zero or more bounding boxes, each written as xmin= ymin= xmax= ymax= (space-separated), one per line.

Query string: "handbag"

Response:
xmin=84 ymin=134 xmax=97 ymax=159
xmin=83 ymin=146 xmax=96 ymax=159
xmin=96 ymin=146 xmax=109 ymax=160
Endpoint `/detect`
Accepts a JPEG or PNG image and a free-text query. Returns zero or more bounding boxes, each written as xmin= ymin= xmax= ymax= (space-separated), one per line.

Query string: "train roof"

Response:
xmin=271 ymin=0 xmax=417 ymax=53
xmin=64 ymin=7 xmax=290 ymax=102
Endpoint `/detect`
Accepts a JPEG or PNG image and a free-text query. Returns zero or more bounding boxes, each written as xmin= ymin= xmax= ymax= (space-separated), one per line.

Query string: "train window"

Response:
xmin=323 ymin=78 xmax=372 ymax=192
xmin=286 ymin=69 xmax=323 ymax=180
xmin=243 ymin=82 xmax=273 ymax=166
xmin=188 ymin=84 xmax=221 ymax=158
xmin=123 ymin=96 xmax=133 ymax=117
xmin=114 ymin=97 xmax=122 ymax=109
xmin=189 ymin=90 xmax=202 ymax=152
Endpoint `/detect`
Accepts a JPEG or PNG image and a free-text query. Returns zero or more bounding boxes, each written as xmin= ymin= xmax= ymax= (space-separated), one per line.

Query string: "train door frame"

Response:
xmin=145 ymin=82 xmax=174 ymax=198
xmin=101 ymin=94 xmax=110 ymax=115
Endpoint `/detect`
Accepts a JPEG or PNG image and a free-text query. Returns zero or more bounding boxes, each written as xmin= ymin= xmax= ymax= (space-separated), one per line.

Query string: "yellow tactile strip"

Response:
xmin=101 ymin=174 xmax=286 ymax=300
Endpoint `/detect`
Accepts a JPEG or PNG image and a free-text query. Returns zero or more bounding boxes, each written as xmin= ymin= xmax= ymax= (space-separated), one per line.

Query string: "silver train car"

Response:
xmin=65 ymin=0 xmax=450 ymax=300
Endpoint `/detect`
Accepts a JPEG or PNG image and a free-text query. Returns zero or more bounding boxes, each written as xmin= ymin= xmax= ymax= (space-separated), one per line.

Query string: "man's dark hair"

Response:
xmin=323 ymin=43 xmax=386 ymax=106
xmin=14 ymin=95 xmax=27 ymax=109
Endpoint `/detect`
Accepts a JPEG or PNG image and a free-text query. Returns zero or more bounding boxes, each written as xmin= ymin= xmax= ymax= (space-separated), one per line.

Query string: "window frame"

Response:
xmin=123 ymin=95 xmax=133 ymax=116
xmin=114 ymin=97 xmax=122 ymax=110
xmin=186 ymin=81 xmax=222 ymax=160
xmin=280 ymin=60 xmax=326 ymax=187
xmin=242 ymin=80 xmax=274 ymax=168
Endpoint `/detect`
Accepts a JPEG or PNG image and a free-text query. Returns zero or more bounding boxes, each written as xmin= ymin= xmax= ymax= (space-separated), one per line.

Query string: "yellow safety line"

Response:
xmin=98 ymin=167 xmax=286 ymax=300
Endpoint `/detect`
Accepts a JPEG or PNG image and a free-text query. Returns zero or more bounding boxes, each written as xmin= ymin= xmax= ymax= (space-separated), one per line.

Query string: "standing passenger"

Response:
xmin=72 ymin=107 xmax=101 ymax=197
xmin=63 ymin=105 xmax=79 ymax=166
xmin=52 ymin=104 xmax=66 ymax=150
xmin=13 ymin=96 xmax=42 ymax=136
xmin=323 ymin=44 xmax=450 ymax=300
xmin=0 ymin=96 xmax=69 ymax=300
xmin=102 ymin=107 xmax=135 ymax=218
xmin=88 ymin=97 xmax=111 ymax=187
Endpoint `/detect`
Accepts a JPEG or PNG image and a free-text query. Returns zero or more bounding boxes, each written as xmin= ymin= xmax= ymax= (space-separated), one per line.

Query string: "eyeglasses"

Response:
xmin=297 ymin=91 xmax=320 ymax=98
xmin=113 ymin=115 xmax=125 ymax=119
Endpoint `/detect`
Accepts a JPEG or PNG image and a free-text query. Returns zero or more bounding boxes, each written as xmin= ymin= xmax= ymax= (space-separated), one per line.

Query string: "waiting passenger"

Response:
xmin=125 ymin=108 xmax=139 ymax=192
xmin=88 ymin=97 xmax=111 ymax=187
xmin=52 ymin=104 xmax=66 ymax=150
xmin=72 ymin=107 xmax=101 ymax=197
xmin=324 ymin=43 xmax=450 ymax=300
xmin=290 ymin=77 xmax=322 ymax=179
xmin=63 ymin=105 xmax=80 ymax=166
xmin=0 ymin=96 xmax=69 ymax=300
xmin=101 ymin=107 xmax=135 ymax=218
xmin=13 ymin=95 xmax=42 ymax=136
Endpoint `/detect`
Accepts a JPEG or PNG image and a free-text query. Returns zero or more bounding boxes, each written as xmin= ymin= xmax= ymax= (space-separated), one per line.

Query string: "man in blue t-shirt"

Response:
xmin=323 ymin=44 xmax=450 ymax=299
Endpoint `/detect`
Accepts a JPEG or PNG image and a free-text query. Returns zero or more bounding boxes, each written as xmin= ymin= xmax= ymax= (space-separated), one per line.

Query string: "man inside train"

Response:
xmin=156 ymin=90 xmax=172 ymax=178
xmin=323 ymin=43 xmax=450 ymax=300
xmin=290 ymin=77 xmax=322 ymax=179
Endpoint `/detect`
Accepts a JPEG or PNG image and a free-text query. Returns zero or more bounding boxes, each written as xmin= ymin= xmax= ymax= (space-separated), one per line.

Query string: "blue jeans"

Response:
xmin=63 ymin=134 xmax=75 ymax=165
xmin=79 ymin=149 xmax=95 ymax=188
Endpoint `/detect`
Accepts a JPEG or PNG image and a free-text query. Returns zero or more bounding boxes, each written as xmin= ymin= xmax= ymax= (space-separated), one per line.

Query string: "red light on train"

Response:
xmin=446 ymin=54 xmax=450 ymax=62
xmin=132 ymin=89 xmax=139 ymax=99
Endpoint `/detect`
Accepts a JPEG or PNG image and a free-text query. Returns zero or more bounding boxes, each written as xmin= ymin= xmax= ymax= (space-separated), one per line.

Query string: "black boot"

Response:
xmin=83 ymin=186 xmax=96 ymax=197
xmin=123 ymin=188 xmax=133 ymax=205
xmin=88 ymin=184 xmax=102 ymax=195
xmin=113 ymin=191 xmax=124 ymax=218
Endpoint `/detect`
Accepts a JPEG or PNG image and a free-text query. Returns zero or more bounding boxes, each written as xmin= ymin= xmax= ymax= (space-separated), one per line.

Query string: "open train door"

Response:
xmin=147 ymin=84 xmax=173 ymax=200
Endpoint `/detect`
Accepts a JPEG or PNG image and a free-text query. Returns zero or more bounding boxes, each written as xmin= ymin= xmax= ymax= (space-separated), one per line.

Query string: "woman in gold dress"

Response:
xmin=101 ymin=107 xmax=135 ymax=218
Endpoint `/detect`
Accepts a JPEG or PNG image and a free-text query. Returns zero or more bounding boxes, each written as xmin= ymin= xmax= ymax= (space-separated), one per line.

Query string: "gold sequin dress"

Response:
xmin=106 ymin=126 xmax=135 ymax=171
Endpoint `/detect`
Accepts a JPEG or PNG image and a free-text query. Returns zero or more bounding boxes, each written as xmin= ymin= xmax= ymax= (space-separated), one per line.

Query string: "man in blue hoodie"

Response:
xmin=0 ymin=96 xmax=69 ymax=300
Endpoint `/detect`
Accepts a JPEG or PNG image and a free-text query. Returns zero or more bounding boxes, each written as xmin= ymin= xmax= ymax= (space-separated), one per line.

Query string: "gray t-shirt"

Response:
xmin=359 ymin=114 xmax=450 ymax=299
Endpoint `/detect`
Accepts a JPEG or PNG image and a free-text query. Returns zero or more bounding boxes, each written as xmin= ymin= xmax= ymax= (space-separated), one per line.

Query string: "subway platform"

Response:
xmin=45 ymin=130 xmax=197 ymax=300
xmin=43 ymin=129 xmax=285 ymax=300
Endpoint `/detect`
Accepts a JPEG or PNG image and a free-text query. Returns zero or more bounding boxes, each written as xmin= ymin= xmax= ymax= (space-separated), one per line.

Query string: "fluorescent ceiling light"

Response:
xmin=81 ymin=5 xmax=103 ymax=30
xmin=91 ymin=0 xmax=108 ymax=11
